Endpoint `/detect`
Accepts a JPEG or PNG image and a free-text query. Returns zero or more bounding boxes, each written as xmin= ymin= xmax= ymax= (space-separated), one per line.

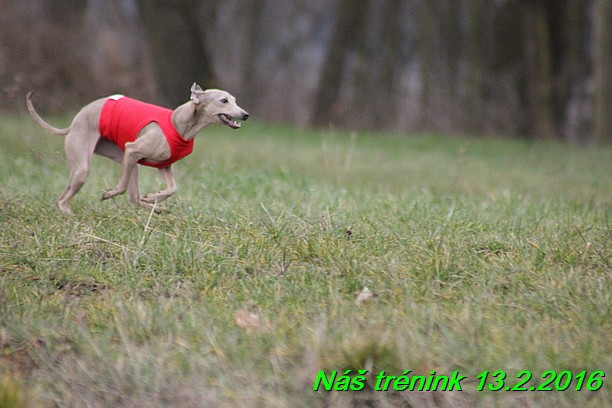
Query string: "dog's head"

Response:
xmin=190 ymin=83 xmax=249 ymax=129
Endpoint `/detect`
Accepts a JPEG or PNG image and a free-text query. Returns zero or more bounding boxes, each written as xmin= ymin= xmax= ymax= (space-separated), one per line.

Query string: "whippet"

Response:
xmin=26 ymin=83 xmax=249 ymax=213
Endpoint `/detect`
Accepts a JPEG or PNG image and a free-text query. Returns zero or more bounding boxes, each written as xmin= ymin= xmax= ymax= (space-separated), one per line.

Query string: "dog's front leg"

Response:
xmin=101 ymin=142 xmax=143 ymax=201
xmin=141 ymin=166 xmax=177 ymax=205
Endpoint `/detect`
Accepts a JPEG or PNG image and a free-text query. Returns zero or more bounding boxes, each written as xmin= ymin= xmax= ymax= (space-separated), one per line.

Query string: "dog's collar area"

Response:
xmin=218 ymin=113 xmax=242 ymax=129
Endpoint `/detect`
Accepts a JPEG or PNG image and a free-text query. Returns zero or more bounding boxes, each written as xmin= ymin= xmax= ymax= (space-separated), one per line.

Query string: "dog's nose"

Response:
xmin=242 ymin=112 xmax=250 ymax=121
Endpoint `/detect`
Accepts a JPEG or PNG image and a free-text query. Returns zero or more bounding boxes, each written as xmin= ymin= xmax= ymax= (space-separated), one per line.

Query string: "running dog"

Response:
xmin=27 ymin=83 xmax=249 ymax=213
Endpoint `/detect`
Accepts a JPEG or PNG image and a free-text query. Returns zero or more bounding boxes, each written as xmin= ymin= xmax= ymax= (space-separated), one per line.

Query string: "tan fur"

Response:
xmin=27 ymin=83 xmax=248 ymax=213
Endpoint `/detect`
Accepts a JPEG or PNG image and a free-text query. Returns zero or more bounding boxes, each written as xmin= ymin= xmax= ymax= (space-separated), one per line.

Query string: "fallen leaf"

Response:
xmin=355 ymin=286 xmax=377 ymax=305
xmin=235 ymin=309 xmax=262 ymax=329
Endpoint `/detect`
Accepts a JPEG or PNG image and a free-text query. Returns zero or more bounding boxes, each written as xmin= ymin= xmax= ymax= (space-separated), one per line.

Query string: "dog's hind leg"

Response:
xmin=58 ymin=154 xmax=91 ymax=214
xmin=58 ymin=123 xmax=99 ymax=214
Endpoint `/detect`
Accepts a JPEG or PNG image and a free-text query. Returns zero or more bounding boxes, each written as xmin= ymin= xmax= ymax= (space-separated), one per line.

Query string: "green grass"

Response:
xmin=0 ymin=114 xmax=610 ymax=407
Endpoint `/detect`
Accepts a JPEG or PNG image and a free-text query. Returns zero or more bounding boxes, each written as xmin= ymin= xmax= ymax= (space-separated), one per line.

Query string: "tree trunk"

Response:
xmin=555 ymin=0 xmax=591 ymax=143
xmin=240 ymin=0 xmax=265 ymax=108
xmin=311 ymin=0 xmax=371 ymax=127
xmin=466 ymin=0 xmax=485 ymax=133
xmin=418 ymin=1 xmax=435 ymax=129
xmin=522 ymin=0 xmax=556 ymax=140
xmin=377 ymin=0 xmax=403 ymax=128
xmin=138 ymin=0 xmax=217 ymax=106
xmin=593 ymin=0 xmax=612 ymax=144
xmin=44 ymin=0 xmax=87 ymax=24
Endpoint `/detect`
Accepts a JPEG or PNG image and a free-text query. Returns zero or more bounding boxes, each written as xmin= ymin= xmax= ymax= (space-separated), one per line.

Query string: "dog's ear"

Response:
xmin=190 ymin=83 xmax=206 ymax=104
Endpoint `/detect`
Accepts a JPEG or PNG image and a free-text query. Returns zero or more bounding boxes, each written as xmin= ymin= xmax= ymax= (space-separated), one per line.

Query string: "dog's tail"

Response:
xmin=26 ymin=92 xmax=70 ymax=135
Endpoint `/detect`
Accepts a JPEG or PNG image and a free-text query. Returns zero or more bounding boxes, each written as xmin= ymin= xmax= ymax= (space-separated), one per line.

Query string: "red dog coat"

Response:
xmin=99 ymin=95 xmax=194 ymax=168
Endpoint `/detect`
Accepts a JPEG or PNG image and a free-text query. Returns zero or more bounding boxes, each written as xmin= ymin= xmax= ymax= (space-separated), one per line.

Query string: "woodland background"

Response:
xmin=1 ymin=0 xmax=611 ymax=144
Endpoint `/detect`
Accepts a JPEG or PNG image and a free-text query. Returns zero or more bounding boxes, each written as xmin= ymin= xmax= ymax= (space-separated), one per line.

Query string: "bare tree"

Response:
xmin=554 ymin=0 xmax=592 ymax=143
xmin=359 ymin=0 xmax=404 ymax=129
xmin=466 ymin=0 xmax=485 ymax=133
xmin=593 ymin=0 xmax=612 ymax=144
xmin=311 ymin=0 xmax=371 ymax=127
xmin=379 ymin=0 xmax=404 ymax=109
xmin=418 ymin=1 xmax=435 ymax=129
xmin=138 ymin=0 xmax=217 ymax=105
xmin=521 ymin=0 xmax=556 ymax=140
xmin=240 ymin=0 xmax=265 ymax=109
xmin=0 ymin=0 xmax=604 ymax=142
xmin=350 ymin=1 xmax=398 ymax=129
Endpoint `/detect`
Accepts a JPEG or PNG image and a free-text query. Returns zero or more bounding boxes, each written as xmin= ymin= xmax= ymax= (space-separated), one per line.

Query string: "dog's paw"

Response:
xmin=139 ymin=200 xmax=165 ymax=214
xmin=101 ymin=190 xmax=118 ymax=200
xmin=141 ymin=194 xmax=158 ymax=204
xmin=58 ymin=204 xmax=74 ymax=214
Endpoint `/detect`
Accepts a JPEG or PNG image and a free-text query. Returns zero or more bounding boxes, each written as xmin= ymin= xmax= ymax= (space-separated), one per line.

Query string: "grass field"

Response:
xmin=0 ymin=114 xmax=610 ymax=407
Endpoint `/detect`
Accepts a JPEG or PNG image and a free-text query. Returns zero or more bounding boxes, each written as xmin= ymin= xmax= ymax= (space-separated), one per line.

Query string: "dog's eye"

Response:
xmin=221 ymin=98 xmax=228 ymax=104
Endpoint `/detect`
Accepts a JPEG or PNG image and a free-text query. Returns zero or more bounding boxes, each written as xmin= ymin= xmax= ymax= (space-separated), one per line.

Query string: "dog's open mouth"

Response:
xmin=218 ymin=114 xmax=241 ymax=129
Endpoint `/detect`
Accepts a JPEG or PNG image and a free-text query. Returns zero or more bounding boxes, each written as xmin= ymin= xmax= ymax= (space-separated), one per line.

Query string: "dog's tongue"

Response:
xmin=229 ymin=120 xmax=241 ymax=129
